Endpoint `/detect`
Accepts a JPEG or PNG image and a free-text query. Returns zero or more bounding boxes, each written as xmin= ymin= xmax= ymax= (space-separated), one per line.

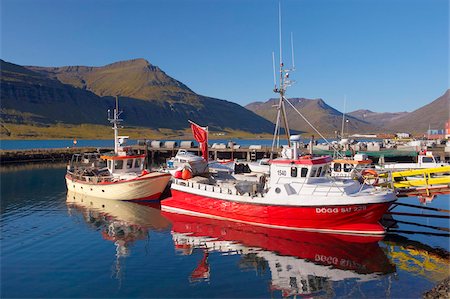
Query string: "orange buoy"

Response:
xmin=182 ymin=168 xmax=193 ymax=180
xmin=174 ymin=170 xmax=183 ymax=179
xmin=141 ymin=169 xmax=150 ymax=176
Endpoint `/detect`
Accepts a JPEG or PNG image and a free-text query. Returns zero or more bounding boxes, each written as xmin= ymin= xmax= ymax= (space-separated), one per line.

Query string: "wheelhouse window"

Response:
xmin=422 ymin=157 xmax=434 ymax=163
xmin=321 ymin=165 xmax=329 ymax=176
xmin=317 ymin=167 xmax=322 ymax=177
xmin=126 ymin=159 xmax=133 ymax=169
xmin=114 ymin=160 xmax=124 ymax=170
xmin=333 ymin=163 xmax=341 ymax=172
xmin=134 ymin=158 xmax=142 ymax=168
xmin=310 ymin=167 xmax=317 ymax=177
xmin=290 ymin=167 xmax=297 ymax=177
xmin=301 ymin=167 xmax=308 ymax=177
xmin=343 ymin=164 xmax=352 ymax=173
xmin=107 ymin=160 xmax=112 ymax=170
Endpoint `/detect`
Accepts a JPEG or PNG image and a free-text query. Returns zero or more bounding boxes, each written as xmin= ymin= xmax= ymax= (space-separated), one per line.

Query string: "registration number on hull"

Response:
xmin=315 ymin=206 xmax=367 ymax=214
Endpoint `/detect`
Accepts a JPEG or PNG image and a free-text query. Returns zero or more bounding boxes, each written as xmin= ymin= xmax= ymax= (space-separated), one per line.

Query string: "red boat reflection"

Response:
xmin=162 ymin=211 xmax=396 ymax=296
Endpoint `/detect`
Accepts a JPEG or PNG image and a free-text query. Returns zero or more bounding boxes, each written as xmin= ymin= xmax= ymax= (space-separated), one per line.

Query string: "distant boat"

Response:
xmin=376 ymin=151 xmax=450 ymax=171
xmin=65 ymin=97 xmax=171 ymax=201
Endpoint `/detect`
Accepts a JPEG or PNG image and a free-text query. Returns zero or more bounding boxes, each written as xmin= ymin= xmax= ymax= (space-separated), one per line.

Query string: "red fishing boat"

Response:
xmin=162 ymin=19 xmax=396 ymax=234
xmin=162 ymin=114 xmax=395 ymax=235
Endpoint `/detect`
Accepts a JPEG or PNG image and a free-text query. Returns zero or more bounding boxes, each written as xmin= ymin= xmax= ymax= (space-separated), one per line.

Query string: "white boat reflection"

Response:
xmin=66 ymin=191 xmax=171 ymax=279
xmin=162 ymin=212 xmax=396 ymax=297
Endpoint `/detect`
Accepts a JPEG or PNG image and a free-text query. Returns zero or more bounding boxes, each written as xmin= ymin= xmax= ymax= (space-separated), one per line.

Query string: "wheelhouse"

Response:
xmin=331 ymin=155 xmax=372 ymax=178
xmin=101 ymin=154 xmax=146 ymax=174
xmin=269 ymin=156 xmax=332 ymax=182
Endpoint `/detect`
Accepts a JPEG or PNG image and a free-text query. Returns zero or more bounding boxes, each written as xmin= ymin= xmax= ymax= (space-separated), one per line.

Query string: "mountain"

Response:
xmin=347 ymin=110 xmax=408 ymax=126
xmin=348 ymin=90 xmax=450 ymax=134
xmin=1 ymin=60 xmax=111 ymax=126
xmin=28 ymin=58 xmax=200 ymax=104
xmin=246 ymin=98 xmax=379 ymax=135
xmin=387 ymin=90 xmax=450 ymax=133
xmin=1 ymin=59 xmax=275 ymax=137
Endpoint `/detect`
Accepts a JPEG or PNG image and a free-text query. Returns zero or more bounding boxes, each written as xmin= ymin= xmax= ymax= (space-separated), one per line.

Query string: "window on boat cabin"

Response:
xmin=114 ymin=160 xmax=124 ymax=170
xmin=300 ymin=167 xmax=308 ymax=177
xmin=422 ymin=157 xmax=434 ymax=163
xmin=333 ymin=163 xmax=341 ymax=172
xmin=310 ymin=167 xmax=317 ymax=177
xmin=322 ymin=165 xmax=329 ymax=176
xmin=134 ymin=158 xmax=142 ymax=168
xmin=343 ymin=163 xmax=352 ymax=173
xmin=317 ymin=167 xmax=322 ymax=177
xmin=290 ymin=166 xmax=297 ymax=177
xmin=107 ymin=160 xmax=112 ymax=170
xmin=126 ymin=159 xmax=133 ymax=169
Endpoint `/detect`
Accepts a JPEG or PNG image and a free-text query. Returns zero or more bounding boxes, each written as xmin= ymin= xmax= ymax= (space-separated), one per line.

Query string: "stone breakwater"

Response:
xmin=423 ymin=277 xmax=449 ymax=299
xmin=0 ymin=147 xmax=99 ymax=164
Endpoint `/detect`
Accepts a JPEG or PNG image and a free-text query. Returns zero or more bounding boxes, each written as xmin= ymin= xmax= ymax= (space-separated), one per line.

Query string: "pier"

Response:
xmin=1 ymin=142 xmax=449 ymax=165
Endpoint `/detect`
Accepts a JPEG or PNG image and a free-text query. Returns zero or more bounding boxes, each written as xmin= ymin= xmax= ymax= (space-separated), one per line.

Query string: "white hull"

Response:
xmin=376 ymin=162 xmax=448 ymax=171
xmin=66 ymin=172 xmax=171 ymax=201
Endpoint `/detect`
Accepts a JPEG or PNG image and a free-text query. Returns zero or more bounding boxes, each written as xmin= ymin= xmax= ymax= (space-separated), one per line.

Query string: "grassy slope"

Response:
xmin=0 ymin=122 xmax=274 ymax=140
xmin=2 ymin=59 xmax=275 ymax=136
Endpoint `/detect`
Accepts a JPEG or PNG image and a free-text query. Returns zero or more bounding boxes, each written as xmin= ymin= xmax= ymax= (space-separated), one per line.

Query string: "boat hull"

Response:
xmin=161 ymin=189 xmax=394 ymax=235
xmin=66 ymin=172 xmax=171 ymax=201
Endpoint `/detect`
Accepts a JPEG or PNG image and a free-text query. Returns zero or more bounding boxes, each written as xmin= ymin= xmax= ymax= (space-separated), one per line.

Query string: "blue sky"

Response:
xmin=1 ymin=0 xmax=448 ymax=113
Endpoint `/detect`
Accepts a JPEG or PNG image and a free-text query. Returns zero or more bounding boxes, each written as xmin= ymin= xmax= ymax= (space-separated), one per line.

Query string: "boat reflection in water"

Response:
xmin=162 ymin=211 xmax=396 ymax=297
xmin=66 ymin=191 xmax=171 ymax=279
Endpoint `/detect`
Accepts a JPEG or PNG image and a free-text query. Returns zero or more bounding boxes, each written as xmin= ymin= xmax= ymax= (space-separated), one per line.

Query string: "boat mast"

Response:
xmin=109 ymin=96 xmax=123 ymax=154
xmin=271 ymin=1 xmax=293 ymax=155
xmin=340 ymin=95 xmax=347 ymax=139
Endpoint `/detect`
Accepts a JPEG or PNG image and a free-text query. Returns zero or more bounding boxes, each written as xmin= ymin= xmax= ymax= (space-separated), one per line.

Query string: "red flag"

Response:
xmin=190 ymin=122 xmax=208 ymax=161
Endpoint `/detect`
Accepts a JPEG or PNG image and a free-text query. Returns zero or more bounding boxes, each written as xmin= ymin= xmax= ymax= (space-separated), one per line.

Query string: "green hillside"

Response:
xmin=1 ymin=59 xmax=275 ymax=139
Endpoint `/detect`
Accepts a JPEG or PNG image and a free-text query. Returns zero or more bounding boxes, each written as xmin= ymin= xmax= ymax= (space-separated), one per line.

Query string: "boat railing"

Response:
xmin=309 ymin=183 xmax=346 ymax=197
xmin=175 ymin=179 xmax=256 ymax=197
xmin=67 ymin=170 xmax=115 ymax=183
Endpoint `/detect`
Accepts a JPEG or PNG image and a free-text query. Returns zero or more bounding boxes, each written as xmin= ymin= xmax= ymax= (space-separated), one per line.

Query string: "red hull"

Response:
xmin=162 ymin=189 xmax=393 ymax=234
xmin=162 ymin=212 xmax=396 ymax=275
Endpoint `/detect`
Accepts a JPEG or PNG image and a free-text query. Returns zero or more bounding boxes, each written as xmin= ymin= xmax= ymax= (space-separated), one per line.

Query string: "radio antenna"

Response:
xmin=272 ymin=52 xmax=277 ymax=89
xmin=278 ymin=1 xmax=283 ymax=66
xmin=291 ymin=32 xmax=295 ymax=70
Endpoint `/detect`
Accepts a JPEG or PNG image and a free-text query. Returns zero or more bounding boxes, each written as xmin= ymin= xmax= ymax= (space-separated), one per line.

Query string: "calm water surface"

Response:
xmin=1 ymin=163 xmax=449 ymax=298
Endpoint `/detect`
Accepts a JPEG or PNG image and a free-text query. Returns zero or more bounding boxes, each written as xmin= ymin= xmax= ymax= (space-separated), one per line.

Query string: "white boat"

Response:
xmin=376 ymin=151 xmax=449 ymax=171
xmin=65 ymin=97 xmax=171 ymax=201
xmin=330 ymin=153 xmax=375 ymax=180
xmin=166 ymin=149 xmax=234 ymax=176
xmin=247 ymin=158 xmax=270 ymax=174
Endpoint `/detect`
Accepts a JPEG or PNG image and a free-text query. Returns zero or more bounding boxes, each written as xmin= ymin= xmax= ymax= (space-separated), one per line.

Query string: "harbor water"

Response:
xmin=1 ymin=163 xmax=449 ymax=298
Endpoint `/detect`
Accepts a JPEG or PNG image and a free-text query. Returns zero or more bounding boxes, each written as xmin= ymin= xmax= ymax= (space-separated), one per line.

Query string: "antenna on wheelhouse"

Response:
xmin=109 ymin=96 xmax=123 ymax=154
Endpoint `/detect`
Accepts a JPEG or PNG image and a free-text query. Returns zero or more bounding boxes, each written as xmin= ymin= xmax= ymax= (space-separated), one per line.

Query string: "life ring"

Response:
xmin=361 ymin=169 xmax=379 ymax=186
